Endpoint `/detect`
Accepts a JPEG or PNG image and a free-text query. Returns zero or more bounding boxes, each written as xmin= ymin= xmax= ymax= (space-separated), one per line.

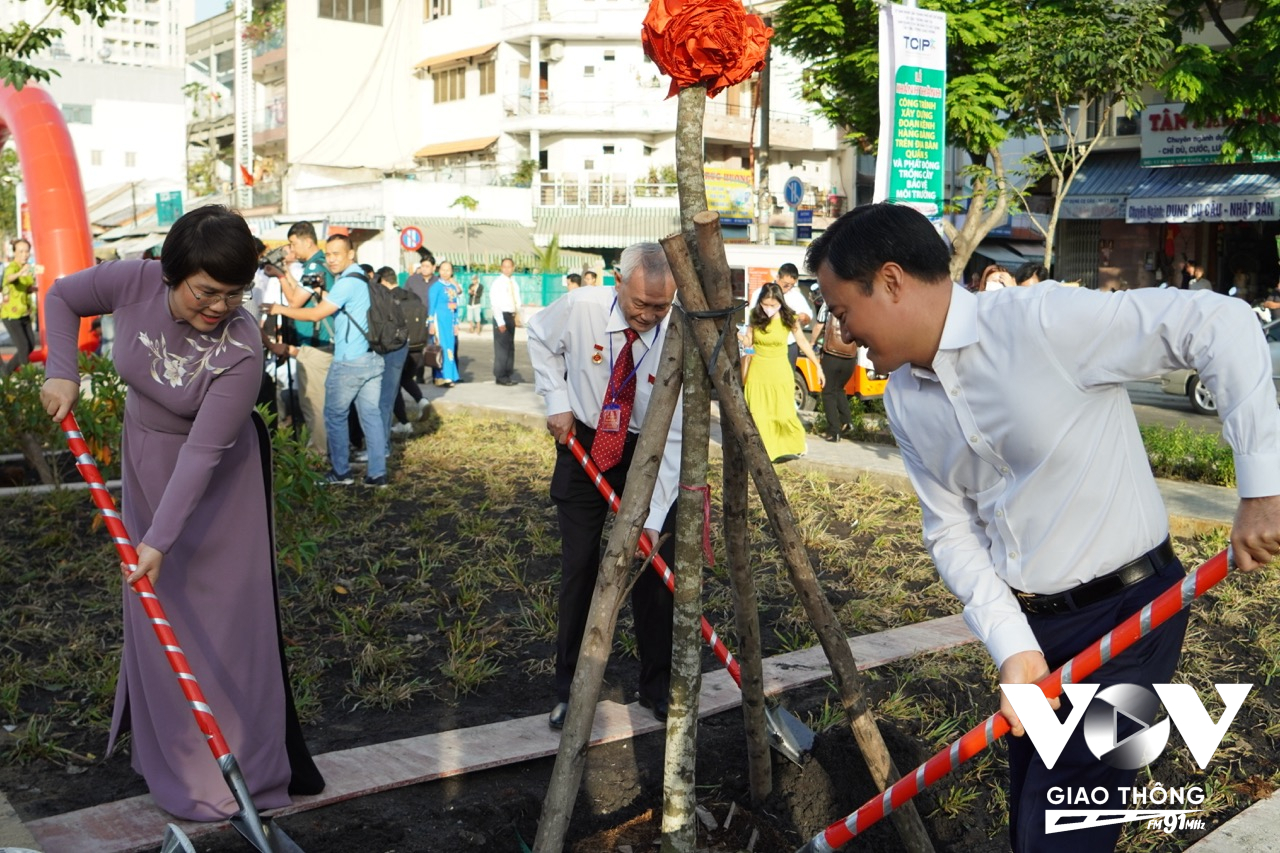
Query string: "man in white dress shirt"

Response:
xmin=807 ymin=203 xmax=1280 ymax=853
xmin=526 ymin=242 xmax=682 ymax=730
xmin=489 ymin=257 xmax=522 ymax=385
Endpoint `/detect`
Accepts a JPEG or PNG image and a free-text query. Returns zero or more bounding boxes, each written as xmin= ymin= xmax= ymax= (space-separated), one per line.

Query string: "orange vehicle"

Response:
xmin=793 ymin=351 xmax=888 ymax=411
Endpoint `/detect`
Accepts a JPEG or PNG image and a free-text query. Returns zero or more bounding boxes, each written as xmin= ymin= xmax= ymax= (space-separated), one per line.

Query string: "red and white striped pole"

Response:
xmin=62 ymin=413 xmax=283 ymax=853
xmin=566 ymin=433 xmax=741 ymax=685
xmin=795 ymin=548 xmax=1233 ymax=853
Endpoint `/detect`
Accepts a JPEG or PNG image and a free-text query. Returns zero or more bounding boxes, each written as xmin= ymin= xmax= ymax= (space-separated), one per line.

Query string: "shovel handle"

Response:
xmin=566 ymin=433 xmax=742 ymax=685
xmin=61 ymin=413 xmax=233 ymax=760
xmin=796 ymin=548 xmax=1232 ymax=853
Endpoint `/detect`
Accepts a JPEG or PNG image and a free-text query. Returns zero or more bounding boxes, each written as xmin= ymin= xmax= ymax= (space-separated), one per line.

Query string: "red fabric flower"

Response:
xmin=641 ymin=0 xmax=773 ymax=99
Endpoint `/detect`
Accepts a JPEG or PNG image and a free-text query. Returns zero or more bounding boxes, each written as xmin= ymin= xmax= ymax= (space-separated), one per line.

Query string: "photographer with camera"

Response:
xmin=265 ymin=221 xmax=335 ymax=458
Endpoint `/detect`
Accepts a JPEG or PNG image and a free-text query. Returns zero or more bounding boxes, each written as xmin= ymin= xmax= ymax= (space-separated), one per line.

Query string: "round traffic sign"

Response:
xmin=783 ymin=177 xmax=804 ymax=208
xmin=400 ymin=226 xmax=423 ymax=251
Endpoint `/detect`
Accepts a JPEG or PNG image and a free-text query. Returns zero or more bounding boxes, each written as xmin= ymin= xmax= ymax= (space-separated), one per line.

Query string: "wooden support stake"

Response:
xmin=533 ymin=318 xmax=686 ymax=853
xmin=691 ymin=211 xmax=771 ymax=804
xmin=660 ymin=230 xmax=935 ymax=853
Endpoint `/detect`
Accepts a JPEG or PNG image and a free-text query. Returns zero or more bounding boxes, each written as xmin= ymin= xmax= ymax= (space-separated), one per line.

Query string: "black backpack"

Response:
xmin=341 ymin=273 xmax=410 ymax=355
xmin=395 ymin=288 xmax=430 ymax=352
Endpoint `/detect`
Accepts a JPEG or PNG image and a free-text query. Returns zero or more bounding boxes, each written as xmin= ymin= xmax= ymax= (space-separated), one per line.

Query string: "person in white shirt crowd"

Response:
xmin=489 ymin=257 xmax=522 ymax=385
xmin=807 ymin=203 xmax=1280 ymax=853
xmin=525 ymin=242 xmax=681 ymax=731
xmin=748 ymin=263 xmax=812 ymax=368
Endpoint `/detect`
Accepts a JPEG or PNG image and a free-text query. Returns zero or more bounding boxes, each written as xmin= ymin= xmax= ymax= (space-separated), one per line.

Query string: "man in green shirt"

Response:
xmin=273 ymin=221 xmax=335 ymax=457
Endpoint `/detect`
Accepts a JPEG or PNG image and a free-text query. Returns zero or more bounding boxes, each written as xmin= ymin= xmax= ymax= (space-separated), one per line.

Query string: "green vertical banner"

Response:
xmin=875 ymin=3 xmax=947 ymax=220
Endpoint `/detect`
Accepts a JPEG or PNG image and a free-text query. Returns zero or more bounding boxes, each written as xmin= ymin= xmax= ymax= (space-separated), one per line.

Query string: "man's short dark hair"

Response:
xmin=1015 ymin=262 xmax=1050 ymax=285
xmin=326 ymin=233 xmax=354 ymax=251
xmin=417 ymin=246 xmax=435 ymax=266
xmin=160 ymin=205 xmax=257 ymax=289
xmin=287 ymin=221 xmax=318 ymax=243
xmin=252 ymin=237 xmax=267 ymax=256
xmin=376 ymin=266 xmax=397 ymax=285
xmin=777 ymin=262 xmax=799 ymax=280
xmin=566 ymin=273 xmax=581 ymax=285
xmin=806 ymin=203 xmax=952 ymax=293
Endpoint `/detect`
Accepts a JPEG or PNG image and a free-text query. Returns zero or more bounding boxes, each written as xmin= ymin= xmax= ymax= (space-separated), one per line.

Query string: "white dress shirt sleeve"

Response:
xmin=646 ymin=381 xmax=683 ymax=532
xmin=889 ymin=406 xmax=1042 ymax=667
xmin=524 ymin=295 xmax=572 ymax=417
xmin=1040 ymin=286 xmax=1280 ymax=497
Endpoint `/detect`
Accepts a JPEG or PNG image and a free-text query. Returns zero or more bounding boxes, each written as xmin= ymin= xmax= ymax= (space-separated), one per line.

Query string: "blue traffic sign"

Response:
xmin=796 ymin=208 xmax=813 ymax=224
xmin=783 ymin=177 xmax=804 ymax=208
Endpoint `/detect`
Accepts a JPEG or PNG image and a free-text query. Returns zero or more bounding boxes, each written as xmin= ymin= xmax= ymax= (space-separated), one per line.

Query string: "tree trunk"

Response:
xmin=660 ymin=308 xmax=708 ymax=853
xmin=661 ymin=231 xmax=936 ymax=853
xmin=533 ymin=320 xmax=686 ymax=853
xmin=20 ymin=432 xmax=56 ymax=485
xmin=691 ymin=211 xmax=770 ymax=804
xmin=675 ymin=87 xmax=708 ymax=251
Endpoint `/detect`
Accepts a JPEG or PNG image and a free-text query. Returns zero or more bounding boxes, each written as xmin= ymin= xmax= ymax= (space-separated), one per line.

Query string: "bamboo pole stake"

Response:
xmin=660 ymin=232 xmax=935 ymax=853
xmin=661 ymin=307 xmax=709 ymax=853
xmin=533 ymin=318 xmax=686 ymax=853
xmin=692 ymin=211 xmax=771 ymax=803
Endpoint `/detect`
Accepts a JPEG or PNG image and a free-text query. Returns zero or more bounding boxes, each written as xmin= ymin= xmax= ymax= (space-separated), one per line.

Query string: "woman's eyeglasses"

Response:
xmin=185 ymin=279 xmax=248 ymax=308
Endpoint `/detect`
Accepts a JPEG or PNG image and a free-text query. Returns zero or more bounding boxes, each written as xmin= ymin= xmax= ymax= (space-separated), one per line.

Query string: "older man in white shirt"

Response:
xmin=526 ymin=242 xmax=682 ymax=730
xmin=808 ymin=203 xmax=1280 ymax=853
xmin=489 ymin=257 xmax=522 ymax=385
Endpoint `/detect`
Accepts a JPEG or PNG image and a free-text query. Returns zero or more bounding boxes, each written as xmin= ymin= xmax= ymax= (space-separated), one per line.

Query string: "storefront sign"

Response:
xmin=1140 ymin=103 xmax=1280 ymax=168
xmin=1126 ymin=196 xmax=1278 ymax=224
xmin=704 ymin=167 xmax=754 ymax=226
xmin=874 ymin=3 xmax=947 ymax=219
xmin=1060 ymin=197 xmax=1127 ymax=221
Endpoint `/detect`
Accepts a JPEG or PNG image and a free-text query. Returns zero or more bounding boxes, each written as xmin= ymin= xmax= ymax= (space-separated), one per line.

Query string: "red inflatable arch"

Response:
xmin=0 ymin=82 xmax=100 ymax=361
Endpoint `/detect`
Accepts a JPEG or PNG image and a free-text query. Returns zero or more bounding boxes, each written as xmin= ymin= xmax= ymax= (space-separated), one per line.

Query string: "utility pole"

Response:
xmin=755 ymin=30 xmax=771 ymax=244
xmin=233 ymin=0 xmax=254 ymax=209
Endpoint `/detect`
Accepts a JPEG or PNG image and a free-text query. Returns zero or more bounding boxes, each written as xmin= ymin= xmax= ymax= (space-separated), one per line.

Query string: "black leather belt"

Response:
xmin=1015 ymin=537 xmax=1175 ymax=616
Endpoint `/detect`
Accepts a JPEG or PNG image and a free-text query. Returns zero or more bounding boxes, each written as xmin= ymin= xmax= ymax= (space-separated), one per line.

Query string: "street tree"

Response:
xmin=999 ymin=0 xmax=1174 ymax=267
xmin=0 ymin=1 xmax=127 ymax=90
xmin=773 ymin=0 xmax=1019 ymax=280
xmin=1160 ymin=0 xmax=1280 ymax=160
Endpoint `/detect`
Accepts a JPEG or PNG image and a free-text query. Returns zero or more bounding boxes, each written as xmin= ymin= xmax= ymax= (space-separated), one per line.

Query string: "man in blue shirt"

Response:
xmin=270 ymin=234 xmax=387 ymax=486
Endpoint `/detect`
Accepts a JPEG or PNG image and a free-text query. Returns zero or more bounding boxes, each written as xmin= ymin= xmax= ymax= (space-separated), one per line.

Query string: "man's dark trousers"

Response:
xmin=1007 ymin=550 xmax=1189 ymax=853
xmin=493 ymin=311 xmax=516 ymax=382
xmin=550 ymin=422 xmax=674 ymax=707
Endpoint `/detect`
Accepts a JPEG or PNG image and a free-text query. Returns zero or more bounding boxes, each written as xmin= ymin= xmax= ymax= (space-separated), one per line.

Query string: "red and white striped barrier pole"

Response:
xmin=566 ymin=433 xmax=741 ymax=684
xmin=62 ymin=413 xmax=288 ymax=853
xmin=795 ymin=548 xmax=1233 ymax=853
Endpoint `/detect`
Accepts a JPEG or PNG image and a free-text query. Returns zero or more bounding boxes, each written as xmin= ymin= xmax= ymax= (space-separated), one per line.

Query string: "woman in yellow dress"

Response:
xmin=741 ymin=282 xmax=824 ymax=462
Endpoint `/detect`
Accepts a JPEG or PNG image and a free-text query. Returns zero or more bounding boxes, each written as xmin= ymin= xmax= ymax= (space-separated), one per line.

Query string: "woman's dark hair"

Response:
xmin=750 ymin=282 xmax=796 ymax=331
xmin=805 ymin=203 xmax=952 ymax=294
xmin=160 ymin=205 xmax=257 ymax=289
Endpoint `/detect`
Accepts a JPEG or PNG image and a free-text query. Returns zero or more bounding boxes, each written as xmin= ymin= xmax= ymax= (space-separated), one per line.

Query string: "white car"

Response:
xmin=1159 ymin=319 xmax=1280 ymax=415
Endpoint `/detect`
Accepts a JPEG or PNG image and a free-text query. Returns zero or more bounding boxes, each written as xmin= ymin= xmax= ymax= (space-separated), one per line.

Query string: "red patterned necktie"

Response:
xmin=592 ymin=328 xmax=639 ymax=472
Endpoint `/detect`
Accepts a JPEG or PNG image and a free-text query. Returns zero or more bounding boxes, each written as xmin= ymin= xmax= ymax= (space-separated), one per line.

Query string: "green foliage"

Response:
xmin=511 ymin=159 xmax=538 ymax=188
xmin=0 ymin=1 xmax=128 ymax=90
xmin=261 ymin=406 xmax=338 ymax=574
xmin=1140 ymin=422 xmax=1236 ymax=487
xmin=533 ymin=234 xmax=562 ymax=273
xmin=0 ymin=148 xmax=19 ymax=241
xmin=1160 ymin=0 xmax=1280 ymax=160
xmin=0 ymin=353 xmax=126 ymax=481
xmin=187 ymin=150 xmax=220 ymax=199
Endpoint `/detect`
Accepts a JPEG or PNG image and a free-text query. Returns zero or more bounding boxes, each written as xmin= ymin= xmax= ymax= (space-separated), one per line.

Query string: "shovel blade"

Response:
xmin=765 ymin=702 xmax=816 ymax=766
xmin=230 ymin=813 xmax=306 ymax=853
xmin=160 ymin=823 xmax=196 ymax=853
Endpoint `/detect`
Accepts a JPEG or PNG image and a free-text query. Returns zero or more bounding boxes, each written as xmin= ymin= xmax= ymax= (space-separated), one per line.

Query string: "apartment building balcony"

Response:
xmin=702 ymin=100 xmax=815 ymax=150
xmin=537 ymin=171 xmax=678 ymax=208
xmin=253 ymin=99 xmax=286 ymax=150
xmin=502 ymin=91 xmax=675 ymax=134
xmin=499 ymin=0 xmax=649 ymax=42
xmin=251 ymin=31 xmax=285 ymax=84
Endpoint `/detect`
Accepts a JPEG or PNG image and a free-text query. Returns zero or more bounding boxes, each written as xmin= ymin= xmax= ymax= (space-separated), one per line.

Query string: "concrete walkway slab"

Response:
xmin=23 ymin=616 xmax=974 ymax=853
xmin=1184 ymin=791 xmax=1280 ymax=852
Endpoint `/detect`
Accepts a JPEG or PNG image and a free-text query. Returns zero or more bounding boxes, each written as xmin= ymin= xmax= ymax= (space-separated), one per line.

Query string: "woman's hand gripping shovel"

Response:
xmin=61 ymin=413 xmax=304 ymax=853
xmin=566 ymin=433 xmax=816 ymax=764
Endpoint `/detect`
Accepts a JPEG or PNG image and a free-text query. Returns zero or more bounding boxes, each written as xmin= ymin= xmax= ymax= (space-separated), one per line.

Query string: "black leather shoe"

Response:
xmin=638 ymin=695 xmax=668 ymax=723
xmin=548 ymin=702 xmax=568 ymax=730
